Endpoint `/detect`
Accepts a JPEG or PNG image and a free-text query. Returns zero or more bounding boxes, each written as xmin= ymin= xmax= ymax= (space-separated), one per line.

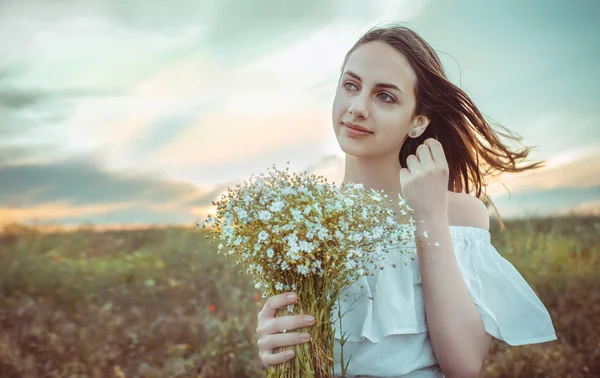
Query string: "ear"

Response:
xmin=408 ymin=115 xmax=430 ymax=138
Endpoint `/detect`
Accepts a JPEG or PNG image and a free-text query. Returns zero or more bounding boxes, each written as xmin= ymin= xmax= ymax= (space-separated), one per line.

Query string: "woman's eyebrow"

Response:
xmin=343 ymin=70 xmax=403 ymax=94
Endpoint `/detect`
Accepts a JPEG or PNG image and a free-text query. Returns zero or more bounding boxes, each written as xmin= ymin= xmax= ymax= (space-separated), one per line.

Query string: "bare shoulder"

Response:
xmin=447 ymin=192 xmax=490 ymax=231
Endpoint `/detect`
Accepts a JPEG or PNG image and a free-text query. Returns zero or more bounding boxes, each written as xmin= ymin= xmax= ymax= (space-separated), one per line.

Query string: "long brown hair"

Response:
xmin=341 ymin=23 xmax=544 ymax=224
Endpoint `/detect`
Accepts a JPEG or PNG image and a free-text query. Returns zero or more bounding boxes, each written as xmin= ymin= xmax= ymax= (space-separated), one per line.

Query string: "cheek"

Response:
xmin=331 ymin=92 xmax=346 ymax=125
xmin=331 ymin=91 xmax=343 ymax=115
xmin=379 ymin=110 xmax=412 ymax=142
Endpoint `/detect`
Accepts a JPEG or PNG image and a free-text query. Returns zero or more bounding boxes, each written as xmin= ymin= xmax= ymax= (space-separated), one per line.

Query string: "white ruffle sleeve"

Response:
xmin=332 ymin=225 xmax=557 ymax=346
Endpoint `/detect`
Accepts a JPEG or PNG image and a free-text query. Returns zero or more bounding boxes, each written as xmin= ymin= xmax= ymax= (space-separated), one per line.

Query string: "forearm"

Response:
xmin=415 ymin=217 xmax=487 ymax=377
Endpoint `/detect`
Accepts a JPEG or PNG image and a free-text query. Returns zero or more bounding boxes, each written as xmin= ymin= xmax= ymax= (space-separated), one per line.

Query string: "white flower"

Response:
xmin=423 ymin=231 xmax=428 ymax=238
xmin=239 ymin=209 xmax=251 ymax=222
xmin=253 ymin=265 xmax=264 ymax=274
xmin=298 ymin=240 xmax=315 ymax=253
xmin=316 ymin=228 xmax=328 ymax=241
xmin=434 ymin=242 xmax=440 ymax=247
xmin=281 ymin=261 xmax=289 ymax=270
xmin=257 ymin=230 xmax=269 ymax=243
xmin=352 ymin=233 xmax=363 ymax=243
xmin=361 ymin=208 xmax=369 ymax=219
xmin=291 ymin=209 xmax=303 ymax=222
xmin=297 ymin=264 xmax=310 ymax=275
xmin=258 ymin=210 xmax=272 ymax=222
xmin=371 ymin=192 xmax=383 ymax=201
xmin=266 ymin=248 xmax=274 ymax=259
xmin=269 ymin=200 xmax=285 ymax=212
xmin=275 ymin=282 xmax=284 ymax=291
xmin=281 ymin=187 xmax=295 ymax=196
xmin=371 ymin=226 xmax=384 ymax=239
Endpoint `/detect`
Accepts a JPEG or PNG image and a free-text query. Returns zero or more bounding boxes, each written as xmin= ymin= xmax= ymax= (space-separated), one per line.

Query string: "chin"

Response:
xmin=336 ymin=138 xmax=371 ymax=157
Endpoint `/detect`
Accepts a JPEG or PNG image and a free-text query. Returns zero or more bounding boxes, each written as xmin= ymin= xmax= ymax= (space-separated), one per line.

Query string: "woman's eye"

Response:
xmin=378 ymin=93 xmax=395 ymax=103
xmin=343 ymin=82 xmax=357 ymax=91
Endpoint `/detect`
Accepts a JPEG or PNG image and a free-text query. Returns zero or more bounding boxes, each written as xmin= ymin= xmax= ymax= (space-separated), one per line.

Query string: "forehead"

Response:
xmin=343 ymin=41 xmax=416 ymax=92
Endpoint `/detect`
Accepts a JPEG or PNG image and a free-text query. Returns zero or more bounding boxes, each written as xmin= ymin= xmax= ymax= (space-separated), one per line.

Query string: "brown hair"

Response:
xmin=340 ymin=23 xmax=544 ymax=223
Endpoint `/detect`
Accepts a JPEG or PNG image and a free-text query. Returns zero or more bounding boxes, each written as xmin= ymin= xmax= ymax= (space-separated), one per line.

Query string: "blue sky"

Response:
xmin=1 ymin=0 xmax=599 ymax=226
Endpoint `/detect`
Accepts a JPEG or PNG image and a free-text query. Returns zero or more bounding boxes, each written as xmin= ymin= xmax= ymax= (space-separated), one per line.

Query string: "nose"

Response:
xmin=348 ymin=93 xmax=369 ymax=119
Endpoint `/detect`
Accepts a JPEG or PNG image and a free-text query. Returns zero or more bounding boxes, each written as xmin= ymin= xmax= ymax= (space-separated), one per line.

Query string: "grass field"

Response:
xmin=0 ymin=216 xmax=599 ymax=377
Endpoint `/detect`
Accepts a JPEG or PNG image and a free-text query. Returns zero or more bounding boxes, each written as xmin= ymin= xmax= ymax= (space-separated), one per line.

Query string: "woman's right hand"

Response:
xmin=256 ymin=292 xmax=315 ymax=368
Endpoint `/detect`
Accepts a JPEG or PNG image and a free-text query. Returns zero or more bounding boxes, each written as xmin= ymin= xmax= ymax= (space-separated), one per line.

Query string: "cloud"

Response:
xmin=0 ymin=0 xmax=429 ymax=176
xmin=151 ymin=107 xmax=332 ymax=169
xmin=0 ymin=147 xmax=221 ymax=225
xmin=0 ymin=144 xmax=61 ymax=167
xmin=485 ymin=145 xmax=600 ymax=196
xmin=0 ymin=201 xmax=132 ymax=225
xmin=514 ymin=111 xmax=598 ymax=162
xmin=0 ymin=158 xmax=199 ymax=207
xmin=0 ymin=83 xmax=120 ymax=141
xmin=104 ymin=0 xmax=428 ymax=60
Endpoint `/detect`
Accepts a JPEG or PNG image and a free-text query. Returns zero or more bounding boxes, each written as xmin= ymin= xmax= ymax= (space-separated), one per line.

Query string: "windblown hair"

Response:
xmin=340 ymin=23 xmax=545 ymax=222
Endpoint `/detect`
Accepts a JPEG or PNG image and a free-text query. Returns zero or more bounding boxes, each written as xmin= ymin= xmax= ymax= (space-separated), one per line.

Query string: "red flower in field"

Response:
xmin=208 ymin=304 xmax=216 ymax=313
xmin=254 ymin=294 xmax=261 ymax=303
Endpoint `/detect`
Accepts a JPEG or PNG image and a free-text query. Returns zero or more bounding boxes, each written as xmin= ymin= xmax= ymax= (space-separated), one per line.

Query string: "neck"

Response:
xmin=340 ymin=153 xmax=404 ymax=207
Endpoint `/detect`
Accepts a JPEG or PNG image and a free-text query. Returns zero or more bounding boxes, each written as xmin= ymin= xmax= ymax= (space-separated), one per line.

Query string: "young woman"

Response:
xmin=255 ymin=23 xmax=557 ymax=378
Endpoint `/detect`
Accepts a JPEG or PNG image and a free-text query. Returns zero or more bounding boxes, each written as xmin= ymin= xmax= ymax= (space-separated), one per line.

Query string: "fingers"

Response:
xmin=257 ymin=313 xmax=315 ymax=338
xmin=405 ymin=154 xmax=419 ymax=173
xmin=260 ymin=347 xmax=295 ymax=368
xmin=405 ymin=139 xmax=445 ymax=174
xmin=423 ymin=138 xmax=448 ymax=166
xmin=258 ymin=292 xmax=297 ymax=323
xmin=256 ymin=292 xmax=316 ymax=369
xmin=415 ymin=144 xmax=433 ymax=166
xmin=256 ymin=308 xmax=315 ymax=369
xmin=258 ymin=332 xmax=312 ymax=367
xmin=399 ymin=167 xmax=410 ymax=183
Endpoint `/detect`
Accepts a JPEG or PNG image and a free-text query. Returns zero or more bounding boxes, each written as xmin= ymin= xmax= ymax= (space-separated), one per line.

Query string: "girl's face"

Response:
xmin=332 ymin=41 xmax=427 ymax=159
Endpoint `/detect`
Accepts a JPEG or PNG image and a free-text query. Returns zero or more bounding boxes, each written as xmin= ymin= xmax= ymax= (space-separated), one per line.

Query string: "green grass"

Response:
xmin=0 ymin=216 xmax=599 ymax=377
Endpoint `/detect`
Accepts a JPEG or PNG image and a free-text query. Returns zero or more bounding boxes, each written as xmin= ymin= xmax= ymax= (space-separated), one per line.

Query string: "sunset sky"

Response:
xmin=1 ymin=0 xmax=599 ymax=227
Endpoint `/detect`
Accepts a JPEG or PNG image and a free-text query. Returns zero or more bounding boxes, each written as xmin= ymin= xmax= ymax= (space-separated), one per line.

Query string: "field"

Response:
xmin=0 ymin=216 xmax=599 ymax=377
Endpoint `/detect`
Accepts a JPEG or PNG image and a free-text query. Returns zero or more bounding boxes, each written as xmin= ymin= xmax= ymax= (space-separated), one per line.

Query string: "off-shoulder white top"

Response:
xmin=331 ymin=225 xmax=557 ymax=378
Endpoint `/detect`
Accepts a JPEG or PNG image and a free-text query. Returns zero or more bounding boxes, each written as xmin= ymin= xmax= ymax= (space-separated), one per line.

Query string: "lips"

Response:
xmin=343 ymin=122 xmax=373 ymax=133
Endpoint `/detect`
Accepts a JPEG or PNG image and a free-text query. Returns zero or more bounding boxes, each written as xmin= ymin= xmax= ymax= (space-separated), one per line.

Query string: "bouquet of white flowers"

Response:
xmin=200 ymin=163 xmax=416 ymax=377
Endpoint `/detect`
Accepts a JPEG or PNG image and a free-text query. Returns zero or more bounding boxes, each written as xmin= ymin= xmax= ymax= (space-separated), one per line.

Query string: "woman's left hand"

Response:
xmin=399 ymin=138 xmax=450 ymax=221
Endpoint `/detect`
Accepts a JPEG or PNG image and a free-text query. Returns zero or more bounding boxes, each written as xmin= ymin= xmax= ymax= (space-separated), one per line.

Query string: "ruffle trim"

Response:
xmin=332 ymin=226 xmax=557 ymax=345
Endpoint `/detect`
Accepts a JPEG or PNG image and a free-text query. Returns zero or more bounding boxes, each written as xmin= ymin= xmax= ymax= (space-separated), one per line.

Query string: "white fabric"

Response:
xmin=331 ymin=225 xmax=557 ymax=377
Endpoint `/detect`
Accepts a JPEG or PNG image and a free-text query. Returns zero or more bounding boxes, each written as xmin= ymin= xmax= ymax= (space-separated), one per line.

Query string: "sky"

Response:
xmin=1 ymin=0 xmax=599 ymax=227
